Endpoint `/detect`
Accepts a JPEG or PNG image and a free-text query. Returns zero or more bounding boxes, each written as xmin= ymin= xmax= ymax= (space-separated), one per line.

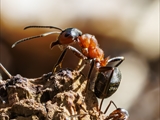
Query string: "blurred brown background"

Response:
xmin=0 ymin=0 xmax=159 ymax=120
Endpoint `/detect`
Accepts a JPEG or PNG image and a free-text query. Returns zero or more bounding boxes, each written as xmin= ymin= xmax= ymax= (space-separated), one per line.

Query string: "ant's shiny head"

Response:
xmin=107 ymin=108 xmax=129 ymax=120
xmin=62 ymin=28 xmax=82 ymax=40
xmin=50 ymin=28 xmax=82 ymax=49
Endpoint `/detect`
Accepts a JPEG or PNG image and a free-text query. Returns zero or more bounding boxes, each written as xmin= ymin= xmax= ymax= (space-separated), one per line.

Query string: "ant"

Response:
xmin=104 ymin=101 xmax=129 ymax=120
xmin=12 ymin=25 xmax=109 ymax=90
xmin=12 ymin=26 xmax=125 ymax=112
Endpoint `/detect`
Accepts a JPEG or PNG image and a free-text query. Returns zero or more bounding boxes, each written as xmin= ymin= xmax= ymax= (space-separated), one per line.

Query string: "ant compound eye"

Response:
xmin=64 ymin=32 xmax=70 ymax=37
xmin=63 ymin=28 xmax=72 ymax=37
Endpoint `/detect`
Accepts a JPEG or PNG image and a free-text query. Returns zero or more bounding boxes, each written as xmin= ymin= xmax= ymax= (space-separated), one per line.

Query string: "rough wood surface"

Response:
xmin=0 ymin=69 xmax=105 ymax=120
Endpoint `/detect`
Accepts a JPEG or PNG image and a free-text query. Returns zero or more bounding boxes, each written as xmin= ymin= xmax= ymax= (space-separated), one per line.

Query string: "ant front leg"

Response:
xmin=52 ymin=45 xmax=87 ymax=72
xmin=84 ymin=59 xmax=95 ymax=93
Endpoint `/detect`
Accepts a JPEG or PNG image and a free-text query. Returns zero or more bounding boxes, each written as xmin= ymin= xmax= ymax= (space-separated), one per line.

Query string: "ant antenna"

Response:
xmin=12 ymin=31 xmax=61 ymax=48
xmin=0 ymin=63 xmax=12 ymax=79
xmin=12 ymin=26 xmax=63 ymax=48
xmin=24 ymin=25 xmax=63 ymax=31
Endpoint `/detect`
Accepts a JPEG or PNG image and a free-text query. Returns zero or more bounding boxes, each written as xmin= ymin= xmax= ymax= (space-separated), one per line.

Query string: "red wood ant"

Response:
xmin=11 ymin=25 xmax=109 ymax=90
xmin=11 ymin=26 xmax=125 ymax=113
xmin=11 ymin=26 xmax=108 ymax=69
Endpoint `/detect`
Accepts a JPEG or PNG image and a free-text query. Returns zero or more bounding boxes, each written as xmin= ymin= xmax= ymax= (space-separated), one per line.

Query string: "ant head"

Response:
xmin=50 ymin=28 xmax=82 ymax=49
xmin=58 ymin=28 xmax=82 ymax=43
xmin=62 ymin=28 xmax=82 ymax=39
xmin=108 ymin=108 xmax=129 ymax=120
xmin=103 ymin=101 xmax=129 ymax=119
xmin=94 ymin=56 xmax=124 ymax=99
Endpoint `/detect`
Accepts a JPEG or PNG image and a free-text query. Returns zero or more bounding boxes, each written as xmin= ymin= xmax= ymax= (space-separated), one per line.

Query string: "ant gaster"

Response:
xmin=94 ymin=56 xmax=124 ymax=113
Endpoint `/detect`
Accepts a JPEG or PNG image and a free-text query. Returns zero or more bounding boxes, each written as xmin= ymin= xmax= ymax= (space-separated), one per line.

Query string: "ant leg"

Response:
xmin=77 ymin=63 xmax=86 ymax=73
xmin=52 ymin=47 xmax=68 ymax=72
xmin=104 ymin=100 xmax=117 ymax=114
xmin=0 ymin=63 xmax=12 ymax=79
xmin=99 ymin=67 xmax=114 ymax=113
xmin=76 ymin=59 xmax=83 ymax=70
xmin=85 ymin=60 xmax=95 ymax=93
xmin=107 ymin=56 xmax=124 ymax=67
xmin=53 ymin=45 xmax=86 ymax=72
